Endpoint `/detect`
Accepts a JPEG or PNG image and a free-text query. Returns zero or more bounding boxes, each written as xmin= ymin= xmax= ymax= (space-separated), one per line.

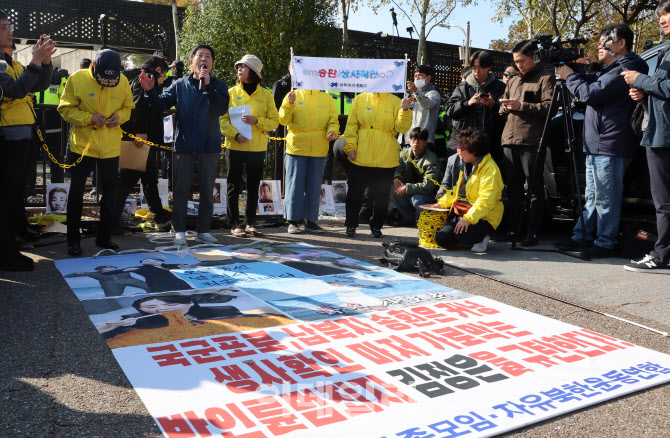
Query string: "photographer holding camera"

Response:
xmin=555 ymin=23 xmax=648 ymax=258
xmin=499 ymin=40 xmax=556 ymax=247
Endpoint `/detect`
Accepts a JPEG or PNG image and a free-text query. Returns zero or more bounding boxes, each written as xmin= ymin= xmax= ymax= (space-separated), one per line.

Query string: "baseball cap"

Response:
xmin=93 ymin=49 xmax=121 ymax=87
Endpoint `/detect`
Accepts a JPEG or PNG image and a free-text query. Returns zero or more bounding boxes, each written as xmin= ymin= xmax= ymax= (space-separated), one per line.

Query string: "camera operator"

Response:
xmin=499 ymin=39 xmax=556 ymax=247
xmin=621 ymin=0 xmax=670 ymax=274
xmin=555 ymin=23 xmax=648 ymax=258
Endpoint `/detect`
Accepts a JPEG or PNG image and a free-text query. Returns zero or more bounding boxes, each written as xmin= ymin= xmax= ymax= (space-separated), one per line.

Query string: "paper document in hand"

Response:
xmin=229 ymin=105 xmax=252 ymax=140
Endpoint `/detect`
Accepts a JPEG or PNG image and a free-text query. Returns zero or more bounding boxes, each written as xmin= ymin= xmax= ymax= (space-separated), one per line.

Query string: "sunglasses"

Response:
xmin=503 ymin=71 xmax=518 ymax=78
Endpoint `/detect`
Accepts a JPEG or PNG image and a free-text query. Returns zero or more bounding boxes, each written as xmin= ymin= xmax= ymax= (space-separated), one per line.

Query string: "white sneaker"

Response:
xmin=174 ymin=232 xmax=187 ymax=246
xmin=195 ymin=232 xmax=218 ymax=244
xmin=471 ymin=235 xmax=490 ymax=253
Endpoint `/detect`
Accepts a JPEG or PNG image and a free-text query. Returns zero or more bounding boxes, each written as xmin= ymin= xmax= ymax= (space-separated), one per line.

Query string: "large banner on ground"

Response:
xmin=55 ymin=242 xmax=670 ymax=438
xmin=291 ymin=56 xmax=407 ymax=94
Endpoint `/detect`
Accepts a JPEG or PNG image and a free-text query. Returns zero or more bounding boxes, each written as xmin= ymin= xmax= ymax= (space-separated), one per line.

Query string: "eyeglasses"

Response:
xmin=237 ymin=63 xmax=247 ymax=70
xmin=503 ymin=71 xmax=518 ymax=77
xmin=0 ymin=24 xmax=14 ymax=33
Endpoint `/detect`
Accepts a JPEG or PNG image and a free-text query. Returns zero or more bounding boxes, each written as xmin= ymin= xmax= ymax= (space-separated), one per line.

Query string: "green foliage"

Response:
xmin=179 ymin=0 xmax=340 ymax=85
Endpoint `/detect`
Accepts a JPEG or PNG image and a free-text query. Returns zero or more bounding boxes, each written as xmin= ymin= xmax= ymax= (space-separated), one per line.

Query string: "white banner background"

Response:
xmin=291 ymin=56 xmax=407 ymax=94
xmin=113 ymin=295 xmax=670 ymax=438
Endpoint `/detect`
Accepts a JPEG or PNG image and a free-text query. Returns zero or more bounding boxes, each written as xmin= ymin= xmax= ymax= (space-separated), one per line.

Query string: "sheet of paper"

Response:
xmin=190 ymin=249 xmax=232 ymax=262
xmin=163 ymin=115 xmax=174 ymax=143
xmin=229 ymin=105 xmax=252 ymax=140
xmin=420 ymin=205 xmax=449 ymax=212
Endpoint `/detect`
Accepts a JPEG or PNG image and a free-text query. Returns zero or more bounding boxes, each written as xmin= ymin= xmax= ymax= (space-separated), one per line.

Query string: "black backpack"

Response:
xmin=379 ymin=240 xmax=445 ymax=277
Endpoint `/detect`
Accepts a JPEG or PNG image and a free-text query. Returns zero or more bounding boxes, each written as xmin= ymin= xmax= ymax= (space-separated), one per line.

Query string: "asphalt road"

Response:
xmin=1 ymin=220 xmax=668 ymax=437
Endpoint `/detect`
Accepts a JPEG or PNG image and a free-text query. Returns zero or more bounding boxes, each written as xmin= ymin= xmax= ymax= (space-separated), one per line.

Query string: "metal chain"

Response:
xmin=37 ymin=126 xmax=91 ymax=169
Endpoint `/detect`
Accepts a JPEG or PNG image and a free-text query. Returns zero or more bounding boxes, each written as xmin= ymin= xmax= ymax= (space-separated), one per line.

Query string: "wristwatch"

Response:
xmin=518 ymin=102 xmax=524 ymax=112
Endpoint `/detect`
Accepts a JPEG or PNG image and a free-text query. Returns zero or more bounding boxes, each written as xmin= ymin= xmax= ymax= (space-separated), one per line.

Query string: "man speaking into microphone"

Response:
xmin=140 ymin=45 xmax=229 ymax=246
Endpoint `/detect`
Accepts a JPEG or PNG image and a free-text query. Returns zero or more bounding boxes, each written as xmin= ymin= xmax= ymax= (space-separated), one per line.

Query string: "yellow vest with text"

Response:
xmin=278 ymin=90 xmax=339 ymax=157
xmin=220 ymin=83 xmax=279 ymax=152
xmin=0 ymin=60 xmax=37 ymax=126
xmin=57 ymin=66 xmax=134 ymax=158
xmin=36 ymin=76 xmax=66 ymax=105
xmin=343 ymin=93 xmax=412 ymax=168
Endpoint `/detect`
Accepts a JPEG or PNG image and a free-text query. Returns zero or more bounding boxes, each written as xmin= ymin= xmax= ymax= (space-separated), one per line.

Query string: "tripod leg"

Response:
xmin=511 ymin=85 xmax=560 ymax=249
xmin=559 ymin=85 xmax=590 ymax=261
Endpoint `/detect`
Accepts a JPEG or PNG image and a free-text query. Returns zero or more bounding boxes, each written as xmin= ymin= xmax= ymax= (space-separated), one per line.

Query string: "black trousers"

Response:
xmin=67 ymin=152 xmax=119 ymax=243
xmin=345 ymin=163 xmax=395 ymax=229
xmin=0 ymin=138 xmax=32 ymax=254
xmin=435 ymin=215 xmax=493 ymax=248
xmin=115 ymin=149 xmax=168 ymax=224
xmin=226 ymin=149 xmax=265 ymax=227
xmin=647 ymin=147 xmax=670 ymax=263
xmin=502 ymin=145 xmax=546 ymax=236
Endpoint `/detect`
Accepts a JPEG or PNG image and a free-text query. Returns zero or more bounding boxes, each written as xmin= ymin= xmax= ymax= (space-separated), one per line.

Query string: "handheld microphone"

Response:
xmin=199 ymin=64 xmax=206 ymax=90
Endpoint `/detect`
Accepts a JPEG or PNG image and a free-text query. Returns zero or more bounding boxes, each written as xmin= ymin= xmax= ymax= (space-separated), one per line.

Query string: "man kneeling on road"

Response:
xmin=390 ymin=127 xmax=441 ymax=225
xmin=555 ymin=23 xmax=648 ymax=258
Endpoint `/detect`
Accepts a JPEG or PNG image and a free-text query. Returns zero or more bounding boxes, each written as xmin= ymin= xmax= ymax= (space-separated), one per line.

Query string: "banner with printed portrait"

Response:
xmin=55 ymin=241 xmax=670 ymax=438
xmin=291 ymin=56 xmax=407 ymax=94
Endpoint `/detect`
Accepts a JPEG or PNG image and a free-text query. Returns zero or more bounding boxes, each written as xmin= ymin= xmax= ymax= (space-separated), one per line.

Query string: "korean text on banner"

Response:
xmin=291 ymin=56 xmax=406 ymax=94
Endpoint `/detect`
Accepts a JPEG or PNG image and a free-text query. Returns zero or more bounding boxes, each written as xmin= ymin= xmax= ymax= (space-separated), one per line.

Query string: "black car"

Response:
xmin=543 ymin=42 xmax=669 ymax=218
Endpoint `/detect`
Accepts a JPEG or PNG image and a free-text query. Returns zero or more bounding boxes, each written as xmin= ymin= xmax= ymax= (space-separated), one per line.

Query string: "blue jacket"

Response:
xmin=634 ymin=46 xmax=670 ymax=148
xmin=146 ymin=75 xmax=230 ymax=153
xmin=565 ymin=52 xmax=648 ymax=156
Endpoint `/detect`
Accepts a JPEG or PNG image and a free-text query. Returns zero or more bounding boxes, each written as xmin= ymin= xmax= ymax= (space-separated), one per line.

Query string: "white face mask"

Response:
xmin=414 ymin=79 xmax=426 ymax=89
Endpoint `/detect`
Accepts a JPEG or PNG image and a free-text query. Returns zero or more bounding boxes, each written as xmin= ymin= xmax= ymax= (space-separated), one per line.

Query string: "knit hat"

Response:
xmin=234 ymin=54 xmax=263 ymax=79
xmin=93 ymin=49 xmax=121 ymax=87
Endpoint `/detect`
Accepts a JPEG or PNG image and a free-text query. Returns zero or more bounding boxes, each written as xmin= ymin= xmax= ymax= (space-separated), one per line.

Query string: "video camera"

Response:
xmin=533 ymin=35 xmax=588 ymax=66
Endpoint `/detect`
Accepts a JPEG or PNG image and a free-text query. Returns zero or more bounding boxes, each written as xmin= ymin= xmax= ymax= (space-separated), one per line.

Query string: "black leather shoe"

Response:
xmin=96 ymin=238 xmax=119 ymax=250
xmin=18 ymin=226 xmax=41 ymax=242
xmin=345 ymin=226 xmax=356 ymax=237
xmin=370 ymin=226 xmax=383 ymax=238
xmin=521 ymin=234 xmax=538 ymax=247
xmin=0 ymin=253 xmax=34 ymax=272
xmin=67 ymin=241 xmax=82 ymax=257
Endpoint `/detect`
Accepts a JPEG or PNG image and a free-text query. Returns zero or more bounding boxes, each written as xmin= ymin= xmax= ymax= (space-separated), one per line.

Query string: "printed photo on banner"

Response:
xmin=257 ymin=180 xmax=283 ymax=215
xmin=83 ymin=288 xmax=294 ymax=349
xmin=140 ymin=178 xmax=169 ymax=209
xmin=319 ymin=184 xmax=335 ymax=215
xmin=240 ymin=269 xmax=467 ymax=320
xmin=291 ymin=56 xmax=406 ymax=93
xmin=163 ymin=114 xmax=174 ymax=143
xmin=56 ymin=253 xmax=206 ymax=300
xmin=46 ymin=183 xmax=70 ymax=214
xmin=201 ymin=241 xmax=385 ymax=276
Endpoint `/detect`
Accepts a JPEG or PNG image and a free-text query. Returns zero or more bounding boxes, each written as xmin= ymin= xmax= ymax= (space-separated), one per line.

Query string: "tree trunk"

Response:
xmin=172 ymin=0 xmax=180 ymax=61
xmin=417 ymin=0 xmax=429 ymax=65
xmin=341 ymin=0 xmax=349 ymax=54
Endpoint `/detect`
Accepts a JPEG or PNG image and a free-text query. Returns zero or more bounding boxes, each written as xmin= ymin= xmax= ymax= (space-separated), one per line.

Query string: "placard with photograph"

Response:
xmin=213 ymin=178 xmax=227 ymax=216
xmin=319 ymin=184 xmax=335 ymax=214
xmin=46 ymin=183 xmax=70 ymax=214
xmin=123 ymin=199 xmax=138 ymax=218
xmin=140 ymin=179 xmax=169 ymax=210
xmin=332 ymin=180 xmax=348 ymax=212
xmin=257 ymin=180 xmax=283 ymax=215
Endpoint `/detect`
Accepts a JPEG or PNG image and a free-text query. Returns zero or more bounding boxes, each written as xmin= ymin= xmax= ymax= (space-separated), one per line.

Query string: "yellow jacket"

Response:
xmin=1 ymin=60 xmax=38 ymax=126
xmin=343 ymin=93 xmax=412 ymax=168
xmin=220 ymin=83 xmax=279 ymax=152
xmin=437 ymin=153 xmax=504 ymax=228
xmin=278 ymin=90 xmax=339 ymax=157
xmin=57 ymin=66 xmax=134 ymax=158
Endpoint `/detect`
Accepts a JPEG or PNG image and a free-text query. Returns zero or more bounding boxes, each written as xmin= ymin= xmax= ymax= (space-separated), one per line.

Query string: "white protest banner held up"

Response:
xmin=291 ymin=56 xmax=406 ymax=93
